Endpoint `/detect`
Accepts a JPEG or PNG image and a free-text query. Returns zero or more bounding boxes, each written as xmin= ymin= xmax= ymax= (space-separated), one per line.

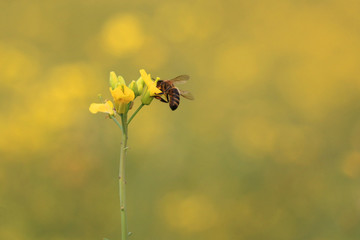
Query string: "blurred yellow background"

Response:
xmin=1 ymin=0 xmax=360 ymax=239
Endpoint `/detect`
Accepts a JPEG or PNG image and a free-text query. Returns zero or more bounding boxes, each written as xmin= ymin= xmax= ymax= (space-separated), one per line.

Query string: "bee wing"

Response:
xmin=170 ymin=75 xmax=190 ymax=84
xmin=180 ymin=90 xmax=194 ymax=100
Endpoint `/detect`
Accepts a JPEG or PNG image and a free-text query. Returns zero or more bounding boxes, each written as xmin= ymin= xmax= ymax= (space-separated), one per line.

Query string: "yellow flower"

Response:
xmin=140 ymin=69 xmax=162 ymax=96
xmin=110 ymin=85 xmax=135 ymax=113
xmin=110 ymin=85 xmax=135 ymax=103
xmin=89 ymin=100 xmax=115 ymax=115
xmin=139 ymin=69 xmax=162 ymax=105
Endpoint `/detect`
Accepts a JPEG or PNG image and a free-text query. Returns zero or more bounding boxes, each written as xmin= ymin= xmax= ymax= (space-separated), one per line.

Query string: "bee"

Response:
xmin=155 ymin=75 xmax=194 ymax=111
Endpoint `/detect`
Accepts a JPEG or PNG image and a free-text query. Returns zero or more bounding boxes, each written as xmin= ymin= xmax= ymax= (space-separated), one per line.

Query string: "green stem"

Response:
xmin=127 ymin=103 xmax=145 ymax=125
xmin=119 ymin=113 xmax=128 ymax=240
xmin=110 ymin=115 xmax=123 ymax=132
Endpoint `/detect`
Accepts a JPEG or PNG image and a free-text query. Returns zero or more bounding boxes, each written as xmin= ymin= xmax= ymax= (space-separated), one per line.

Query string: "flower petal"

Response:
xmin=89 ymin=101 xmax=114 ymax=115
xmin=109 ymin=86 xmax=125 ymax=101
xmin=140 ymin=69 xmax=162 ymax=96
xmin=123 ymin=85 xmax=135 ymax=102
xmin=109 ymin=85 xmax=135 ymax=104
xmin=149 ymin=85 xmax=162 ymax=96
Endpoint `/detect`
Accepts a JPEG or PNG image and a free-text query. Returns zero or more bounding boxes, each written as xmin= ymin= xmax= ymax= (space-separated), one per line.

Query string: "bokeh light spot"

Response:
xmin=158 ymin=192 xmax=218 ymax=233
xmin=132 ymin=37 xmax=168 ymax=70
xmin=154 ymin=1 xmax=223 ymax=42
xmin=0 ymin=63 xmax=97 ymax=155
xmin=0 ymin=42 xmax=40 ymax=86
xmin=101 ymin=14 xmax=144 ymax=57
xmin=214 ymin=44 xmax=262 ymax=91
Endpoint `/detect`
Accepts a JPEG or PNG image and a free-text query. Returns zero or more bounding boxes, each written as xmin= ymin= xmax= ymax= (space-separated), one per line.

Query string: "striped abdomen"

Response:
xmin=168 ymin=87 xmax=180 ymax=111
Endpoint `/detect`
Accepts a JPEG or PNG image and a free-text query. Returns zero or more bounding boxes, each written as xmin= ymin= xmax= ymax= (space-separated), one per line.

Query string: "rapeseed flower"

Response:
xmin=110 ymin=84 xmax=135 ymax=114
xmin=139 ymin=69 xmax=161 ymax=105
xmin=89 ymin=100 xmax=115 ymax=115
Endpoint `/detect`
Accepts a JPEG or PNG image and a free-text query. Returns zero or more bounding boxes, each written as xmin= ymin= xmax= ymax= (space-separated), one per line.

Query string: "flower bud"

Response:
xmin=129 ymin=80 xmax=140 ymax=97
xmin=118 ymin=75 xmax=126 ymax=85
xmin=136 ymin=76 xmax=145 ymax=94
xmin=141 ymin=86 xmax=154 ymax=105
xmin=109 ymin=71 xmax=126 ymax=90
xmin=109 ymin=71 xmax=119 ymax=90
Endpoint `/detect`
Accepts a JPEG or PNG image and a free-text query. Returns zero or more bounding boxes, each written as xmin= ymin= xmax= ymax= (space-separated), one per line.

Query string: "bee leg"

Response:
xmin=155 ymin=96 xmax=168 ymax=103
xmin=159 ymin=98 xmax=168 ymax=103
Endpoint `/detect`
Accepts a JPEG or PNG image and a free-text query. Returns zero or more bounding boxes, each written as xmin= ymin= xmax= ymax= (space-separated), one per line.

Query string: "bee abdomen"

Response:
xmin=169 ymin=88 xmax=180 ymax=111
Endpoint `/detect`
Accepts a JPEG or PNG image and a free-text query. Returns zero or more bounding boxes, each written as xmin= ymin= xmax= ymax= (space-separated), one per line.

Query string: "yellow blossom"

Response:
xmin=89 ymin=100 xmax=115 ymax=115
xmin=140 ymin=69 xmax=162 ymax=96
xmin=110 ymin=85 xmax=135 ymax=113
xmin=110 ymin=85 xmax=135 ymax=103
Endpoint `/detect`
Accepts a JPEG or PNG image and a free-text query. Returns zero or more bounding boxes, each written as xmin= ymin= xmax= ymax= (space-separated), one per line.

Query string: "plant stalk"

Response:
xmin=119 ymin=113 xmax=128 ymax=240
xmin=110 ymin=115 xmax=123 ymax=132
xmin=128 ymin=103 xmax=144 ymax=125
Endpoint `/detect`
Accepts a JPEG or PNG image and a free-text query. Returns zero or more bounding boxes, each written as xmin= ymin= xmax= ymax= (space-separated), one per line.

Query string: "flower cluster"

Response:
xmin=89 ymin=69 xmax=193 ymax=239
xmin=89 ymin=69 xmax=161 ymax=117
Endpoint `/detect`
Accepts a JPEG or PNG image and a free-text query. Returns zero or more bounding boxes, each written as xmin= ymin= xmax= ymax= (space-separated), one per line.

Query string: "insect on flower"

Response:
xmin=155 ymin=75 xmax=194 ymax=111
